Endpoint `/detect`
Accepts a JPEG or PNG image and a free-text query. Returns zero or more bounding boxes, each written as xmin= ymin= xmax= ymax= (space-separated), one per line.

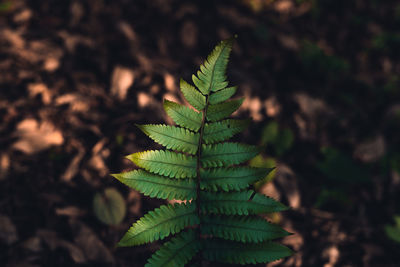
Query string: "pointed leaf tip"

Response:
xmin=192 ymin=38 xmax=234 ymax=94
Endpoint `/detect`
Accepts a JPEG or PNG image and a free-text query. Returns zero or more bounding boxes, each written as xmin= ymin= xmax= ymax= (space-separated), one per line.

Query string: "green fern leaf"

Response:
xmin=206 ymin=98 xmax=244 ymax=122
xmin=180 ymin=79 xmax=206 ymax=111
xmin=202 ymin=216 xmax=290 ymax=243
xmin=126 ymin=150 xmax=196 ymax=178
xmin=164 ymin=100 xmax=202 ymax=131
xmin=145 ymin=229 xmax=200 ymax=267
xmin=209 ymin=86 xmax=237 ymax=104
xmin=201 ymin=143 xmax=259 ymax=167
xmin=118 ymin=203 xmax=199 ymax=246
xmin=203 ymin=119 xmax=250 ymax=144
xmin=200 ymin=167 xmax=273 ymax=192
xmin=114 ymin=38 xmax=292 ymax=265
xmin=137 ymin=124 xmax=199 ymax=155
xmin=200 ymin=190 xmax=288 ymax=215
xmin=192 ymin=38 xmax=234 ymax=94
xmin=112 ymin=170 xmax=196 ymax=200
xmin=202 ymin=240 xmax=292 ymax=265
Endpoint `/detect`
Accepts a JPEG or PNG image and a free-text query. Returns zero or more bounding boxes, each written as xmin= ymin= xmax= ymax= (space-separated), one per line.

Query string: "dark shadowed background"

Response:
xmin=1 ymin=0 xmax=400 ymax=266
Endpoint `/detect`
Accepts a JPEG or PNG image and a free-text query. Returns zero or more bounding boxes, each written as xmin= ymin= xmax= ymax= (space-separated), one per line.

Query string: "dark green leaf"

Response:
xmin=112 ymin=170 xmax=196 ymax=200
xmin=93 ymin=188 xmax=126 ymax=225
xmin=118 ymin=203 xmax=199 ymax=246
xmin=164 ymin=100 xmax=202 ymax=131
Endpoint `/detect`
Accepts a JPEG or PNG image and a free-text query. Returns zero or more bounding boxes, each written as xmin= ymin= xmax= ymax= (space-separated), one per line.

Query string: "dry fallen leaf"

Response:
xmin=22 ymin=236 xmax=42 ymax=252
xmin=61 ymin=140 xmax=85 ymax=182
xmin=55 ymin=93 xmax=90 ymax=112
xmin=354 ymin=135 xmax=386 ymax=163
xmin=0 ymin=214 xmax=18 ymax=245
xmin=110 ymin=66 xmax=135 ymax=100
xmin=275 ymin=163 xmax=301 ymax=209
xmin=27 ymin=83 xmax=52 ymax=104
xmin=0 ymin=153 xmax=10 ymax=180
xmin=37 ymin=229 xmax=86 ymax=264
xmin=12 ymin=119 xmax=64 ymax=154
xmin=70 ymin=220 xmax=115 ymax=263
xmin=55 ymin=206 xmax=86 ymax=217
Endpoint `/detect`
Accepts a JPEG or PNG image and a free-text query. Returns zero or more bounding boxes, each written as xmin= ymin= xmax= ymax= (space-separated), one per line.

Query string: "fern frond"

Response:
xmin=201 ymin=143 xmax=259 ymax=167
xmin=164 ymin=100 xmax=202 ymax=131
xmin=200 ymin=167 xmax=273 ymax=192
xmin=145 ymin=229 xmax=200 ymax=267
xmin=137 ymin=124 xmax=199 ymax=155
xmin=192 ymin=38 xmax=234 ymax=94
xmin=203 ymin=119 xmax=250 ymax=144
xmin=202 ymin=240 xmax=292 ymax=265
xmin=180 ymin=79 xmax=206 ymax=111
xmin=126 ymin=150 xmax=196 ymax=178
xmin=114 ymin=38 xmax=292 ymax=265
xmin=206 ymin=98 xmax=244 ymax=122
xmin=112 ymin=170 xmax=196 ymax=200
xmin=209 ymin=86 xmax=237 ymax=104
xmin=202 ymin=216 xmax=290 ymax=243
xmin=118 ymin=203 xmax=199 ymax=247
xmin=200 ymin=190 xmax=288 ymax=215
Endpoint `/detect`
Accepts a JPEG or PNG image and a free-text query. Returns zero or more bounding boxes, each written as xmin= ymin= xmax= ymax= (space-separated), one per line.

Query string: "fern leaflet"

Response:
xmin=209 ymin=86 xmax=237 ymax=104
xmin=180 ymin=79 xmax=206 ymax=111
xmin=201 ymin=142 xmax=260 ymax=167
xmin=200 ymin=167 xmax=274 ymax=192
xmin=163 ymin=100 xmax=202 ymax=131
xmin=112 ymin=170 xmax=196 ymax=200
xmin=202 ymin=216 xmax=290 ymax=243
xmin=202 ymin=240 xmax=292 ymax=265
xmin=126 ymin=150 xmax=196 ymax=178
xmin=206 ymin=98 xmax=244 ymax=122
xmin=118 ymin=203 xmax=198 ymax=246
xmin=203 ymin=119 xmax=250 ymax=144
xmin=145 ymin=229 xmax=201 ymax=267
xmin=200 ymin=190 xmax=288 ymax=215
xmin=137 ymin=124 xmax=199 ymax=155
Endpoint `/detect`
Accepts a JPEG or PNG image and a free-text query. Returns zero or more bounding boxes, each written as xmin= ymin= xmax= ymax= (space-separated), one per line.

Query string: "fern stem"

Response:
xmin=195 ymin=95 xmax=210 ymax=265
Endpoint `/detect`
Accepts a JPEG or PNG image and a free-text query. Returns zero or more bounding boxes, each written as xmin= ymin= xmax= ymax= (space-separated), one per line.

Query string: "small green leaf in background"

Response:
xmin=253 ymin=23 xmax=270 ymax=42
xmin=390 ymin=153 xmax=400 ymax=175
xmin=275 ymin=129 xmax=294 ymax=156
xmin=385 ymin=215 xmax=400 ymax=243
xmin=0 ymin=1 xmax=12 ymax=12
xmin=317 ymin=147 xmax=369 ymax=184
xmin=93 ymin=187 xmax=126 ymax=225
xmin=395 ymin=4 xmax=400 ymax=20
xmin=314 ymin=189 xmax=350 ymax=209
xmin=300 ymin=40 xmax=350 ymax=77
xmin=249 ymin=155 xmax=276 ymax=190
xmin=261 ymin=122 xmax=279 ymax=146
xmin=261 ymin=121 xmax=294 ymax=156
xmin=116 ymin=134 xmax=124 ymax=146
xmin=383 ymin=75 xmax=399 ymax=95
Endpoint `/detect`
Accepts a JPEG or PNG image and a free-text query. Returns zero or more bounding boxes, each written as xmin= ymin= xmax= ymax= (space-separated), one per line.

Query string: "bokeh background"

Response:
xmin=1 ymin=0 xmax=400 ymax=266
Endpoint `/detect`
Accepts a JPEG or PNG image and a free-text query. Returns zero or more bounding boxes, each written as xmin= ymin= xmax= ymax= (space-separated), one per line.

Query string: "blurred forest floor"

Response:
xmin=1 ymin=0 xmax=400 ymax=266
